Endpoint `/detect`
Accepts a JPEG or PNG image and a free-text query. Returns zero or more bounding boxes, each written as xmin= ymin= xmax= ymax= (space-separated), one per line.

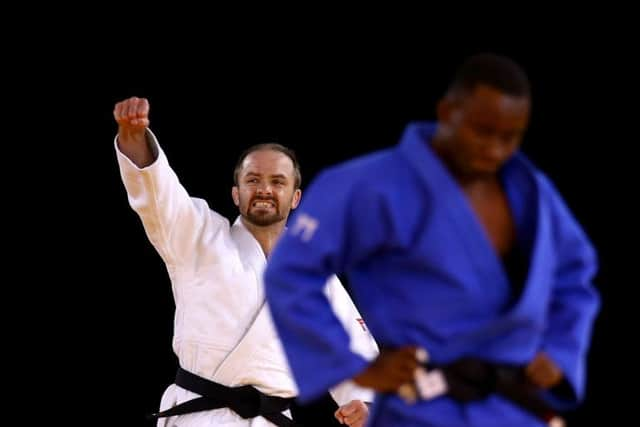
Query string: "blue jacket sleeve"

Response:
xmin=539 ymin=177 xmax=601 ymax=408
xmin=264 ymin=168 xmax=387 ymax=402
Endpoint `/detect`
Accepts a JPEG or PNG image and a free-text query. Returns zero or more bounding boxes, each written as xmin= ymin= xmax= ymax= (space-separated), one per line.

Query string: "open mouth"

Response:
xmin=252 ymin=200 xmax=275 ymax=209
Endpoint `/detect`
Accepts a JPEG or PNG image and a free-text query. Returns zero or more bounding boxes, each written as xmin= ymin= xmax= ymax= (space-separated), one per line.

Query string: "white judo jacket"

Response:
xmin=116 ymin=131 xmax=379 ymax=427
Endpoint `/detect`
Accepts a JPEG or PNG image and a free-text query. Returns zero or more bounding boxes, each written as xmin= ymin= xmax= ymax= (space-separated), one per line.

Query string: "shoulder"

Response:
xmin=512 ymin=152 xmax=564 ymax=200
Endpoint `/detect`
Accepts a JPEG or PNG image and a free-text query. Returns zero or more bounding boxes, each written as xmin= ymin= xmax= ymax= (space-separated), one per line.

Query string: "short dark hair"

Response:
xmin=448 ymin=53 xmax=531 ymax=98
xmin=233 ymin=143 xmax=302 ymax=189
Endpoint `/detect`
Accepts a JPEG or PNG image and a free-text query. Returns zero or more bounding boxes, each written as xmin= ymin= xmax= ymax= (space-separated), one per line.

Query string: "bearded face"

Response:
xmin=233 ymin=150 xmax=301 ymax=227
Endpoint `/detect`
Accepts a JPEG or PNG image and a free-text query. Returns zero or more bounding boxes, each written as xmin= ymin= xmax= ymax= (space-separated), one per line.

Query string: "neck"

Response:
xmin=460 ymin=177 xmax=503 ymax=197
xmin=452 ymin=168 xmax=501 ymax=188
xmin=241 ymin=217 xmax=286 ymax=257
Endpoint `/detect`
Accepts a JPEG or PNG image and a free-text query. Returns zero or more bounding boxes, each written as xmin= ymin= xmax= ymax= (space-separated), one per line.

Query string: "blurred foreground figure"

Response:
xmin=265 ymin=53 xmax=600 ymax=427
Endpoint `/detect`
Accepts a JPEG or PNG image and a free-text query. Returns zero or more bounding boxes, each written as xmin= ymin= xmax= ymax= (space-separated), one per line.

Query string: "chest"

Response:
xmin=464 ymin=185 xmax=516 ymax=256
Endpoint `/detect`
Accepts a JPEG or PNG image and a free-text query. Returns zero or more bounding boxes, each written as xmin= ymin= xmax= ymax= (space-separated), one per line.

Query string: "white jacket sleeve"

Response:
xmin=115 ymin=129 xmax=231 ymax=269
xmin=324 ymin=276 xmax=379 ymax=405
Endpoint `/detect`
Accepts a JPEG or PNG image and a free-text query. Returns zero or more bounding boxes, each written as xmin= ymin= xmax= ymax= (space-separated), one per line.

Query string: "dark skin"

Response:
xmin=433 ymin=84 xmax=528 ymax=257
xmin=353 ymin=347 xmax=422 ymax=392
xmin=353 ymin=84 xmax=563 ymax=395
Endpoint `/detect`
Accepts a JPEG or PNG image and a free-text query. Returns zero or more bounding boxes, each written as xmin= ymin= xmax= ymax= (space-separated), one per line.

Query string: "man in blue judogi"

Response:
xmin=264 ymin=53 xmax=600 ymax=427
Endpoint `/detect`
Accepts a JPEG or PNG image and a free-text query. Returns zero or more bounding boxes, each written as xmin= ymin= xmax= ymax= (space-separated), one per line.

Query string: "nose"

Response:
xmin=256 ymin=182 xmax=273 ymax=195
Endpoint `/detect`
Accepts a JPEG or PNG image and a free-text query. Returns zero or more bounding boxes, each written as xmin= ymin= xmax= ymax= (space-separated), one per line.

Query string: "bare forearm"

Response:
xmin=114 ymin=97 xmax=155 ymax=167
xmin=117 ymin=128 xmax=157 ymax=168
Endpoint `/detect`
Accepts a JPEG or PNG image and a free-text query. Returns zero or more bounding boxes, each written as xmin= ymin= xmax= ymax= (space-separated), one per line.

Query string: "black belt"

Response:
xmin=290 ymin=392 xmax=342 ymax=427
xmin=148 ymin=367 xmax=298 ymax=427
xmin=436 ymin=358 xmax=559 ymax=423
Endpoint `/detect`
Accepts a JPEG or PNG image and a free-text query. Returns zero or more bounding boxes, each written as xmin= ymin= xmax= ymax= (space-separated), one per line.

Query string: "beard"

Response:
xmin=244 ymin=209 xmax=286 ymax=226
xmin=242 ymin=197 xmax=287 ymax=227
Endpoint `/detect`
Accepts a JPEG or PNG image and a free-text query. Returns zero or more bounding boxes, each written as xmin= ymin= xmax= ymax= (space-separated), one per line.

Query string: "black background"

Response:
xmin=22 ymin=24 xmax=634 ymax=425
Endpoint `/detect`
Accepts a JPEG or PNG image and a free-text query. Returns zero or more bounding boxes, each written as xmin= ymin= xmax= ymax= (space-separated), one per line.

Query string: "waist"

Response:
xmin=174 ymin=339 xmax=297 ymax=397
xmin=413 ymin=358 xmax=560 ymax=424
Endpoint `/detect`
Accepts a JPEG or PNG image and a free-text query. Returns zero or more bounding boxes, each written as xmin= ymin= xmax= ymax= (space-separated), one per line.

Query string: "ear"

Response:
xmin=438 ymin=95 xmax=465 ymax=129
xmin=232 ymin=186 xmax=240 ymax=207
xmin=291 ymin=188 xmax=302 ymax=209
xmin=436 ymin=97 xmax=453 ymax=123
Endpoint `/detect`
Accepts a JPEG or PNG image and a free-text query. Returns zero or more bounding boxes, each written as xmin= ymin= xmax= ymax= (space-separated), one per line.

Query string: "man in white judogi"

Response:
xmin=114 ymin=97 xmax=378 ymax=427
